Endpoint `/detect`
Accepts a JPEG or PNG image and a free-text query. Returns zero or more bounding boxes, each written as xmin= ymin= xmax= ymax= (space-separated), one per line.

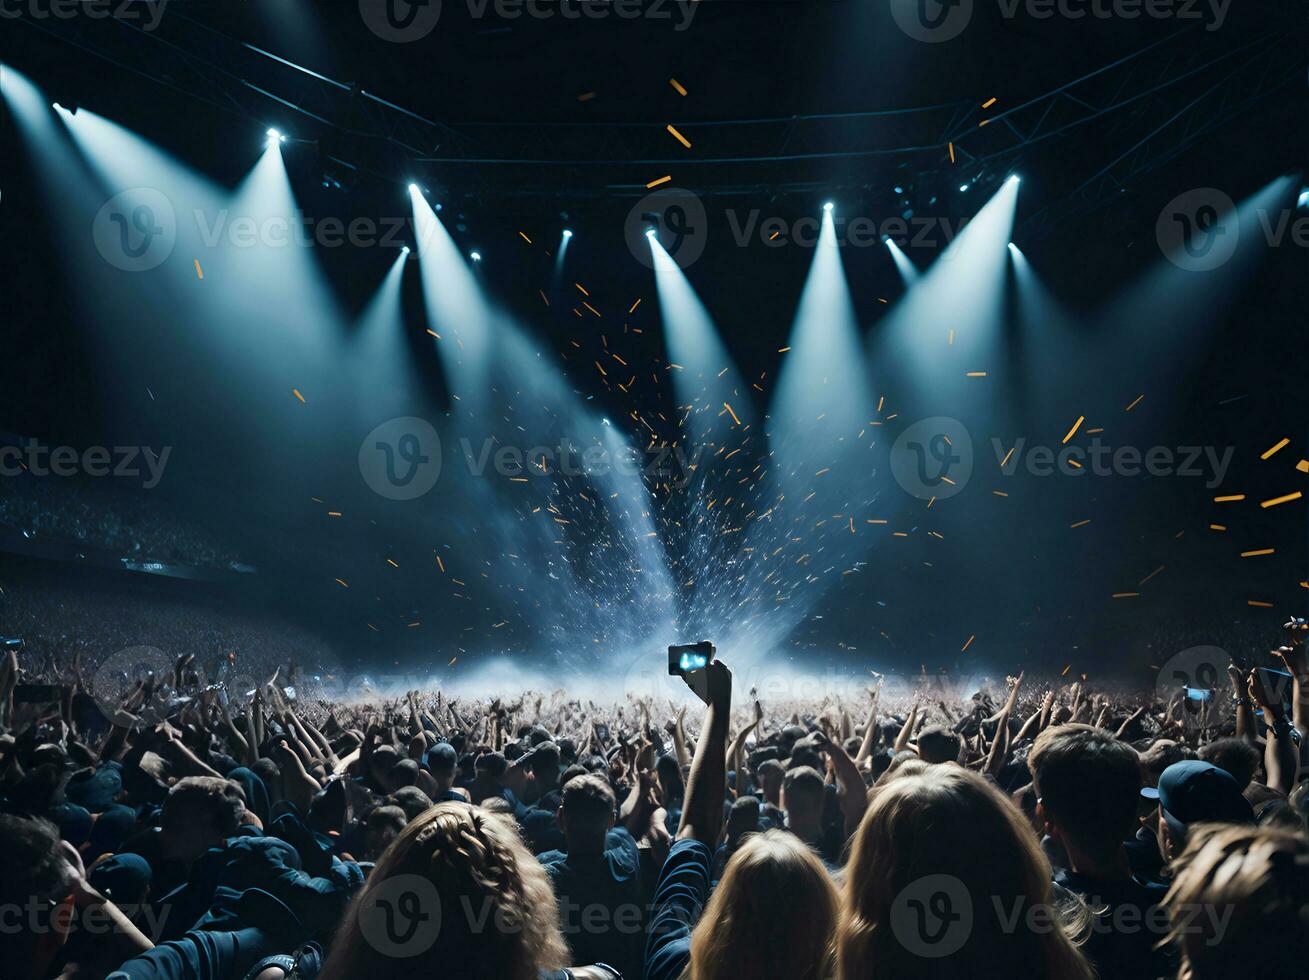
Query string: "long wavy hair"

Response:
xmin=838 ymin=766 xmax=1094 ymax=980
xmin=319 ymin=802 xmax=568 ymax=980
xmin=687 ymin=829 xmax=839 ymax=980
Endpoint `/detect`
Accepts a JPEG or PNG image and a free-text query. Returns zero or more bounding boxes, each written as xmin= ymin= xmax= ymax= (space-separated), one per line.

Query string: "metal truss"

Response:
xmin=6 ymin=11 xmax=1299 ymax=231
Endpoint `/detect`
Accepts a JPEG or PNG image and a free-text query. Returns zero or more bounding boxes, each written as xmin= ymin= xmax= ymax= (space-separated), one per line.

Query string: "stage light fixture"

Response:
xmin=562 ymin=229 xmax=573 ymax=238
xmin=401 ymin=245 xmax=411 ymax=254
xmin=470 ymin=251 xmax=482 ymax=262
xmin=1298 ymin=188 xmax=1309 ymax=209
xmin=959 ymin=184 xmax=969 ymax=192
xmin=1007 ymin=242 xmax=1018 ymax=252
xmin=266 ymin=128 xmax=285 ymax=143
xmin=1008 ymin=174 xmax=1021 ymax=184
xmin=408 ymin=183 xmax=420 ymax=193
xmin=893 ymin=185 xmax=904 ymax=194
xmin=822 ymin=201 xmax=835 ymax=212
xmin=644 ymin=228 xmax=657 ymax=239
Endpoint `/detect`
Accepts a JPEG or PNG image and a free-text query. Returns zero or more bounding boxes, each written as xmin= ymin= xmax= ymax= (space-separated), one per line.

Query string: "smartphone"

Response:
xmin=1184 ymin=687 xmax=1213 ymax=703
xmin=1254 ymin=666 xmax=1295 ymax=711
xmin=668 ymin=641 xmax=716 ymax=677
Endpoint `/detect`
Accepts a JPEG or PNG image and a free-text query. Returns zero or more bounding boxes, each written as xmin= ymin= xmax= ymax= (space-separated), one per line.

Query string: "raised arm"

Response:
xmin=677 ymin=661 xmax=732 ymax=846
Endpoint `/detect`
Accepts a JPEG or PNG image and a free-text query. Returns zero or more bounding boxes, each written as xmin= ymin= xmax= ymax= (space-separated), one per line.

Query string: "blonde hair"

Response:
xmin=838 ymin=766 xmax=1093 ymax=980
xmin=1164 ymin=823 xmax=1309 ymax=980
xmin=688 ymin=829 xmax=839 ymax=980
xmin=320 ymin=802 xmax=568 ymax=980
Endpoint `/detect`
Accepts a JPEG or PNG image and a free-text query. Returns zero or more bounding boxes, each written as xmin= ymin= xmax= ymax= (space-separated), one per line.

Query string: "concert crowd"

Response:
xmin=0 ymin=623 xmax=1306 ymax=980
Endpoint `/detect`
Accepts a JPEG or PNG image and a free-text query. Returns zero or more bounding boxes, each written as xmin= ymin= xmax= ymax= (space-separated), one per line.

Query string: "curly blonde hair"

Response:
xmin=320 ymin=802 xmax=569 ymax=980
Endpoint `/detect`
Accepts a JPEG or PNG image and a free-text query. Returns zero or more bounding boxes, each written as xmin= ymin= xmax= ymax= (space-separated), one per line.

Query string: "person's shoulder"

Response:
xmin=536 ymin=848 xmax=567 ymax=867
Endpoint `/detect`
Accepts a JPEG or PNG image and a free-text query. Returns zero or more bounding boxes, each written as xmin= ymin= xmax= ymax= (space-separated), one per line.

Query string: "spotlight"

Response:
xmin=959 ymin=184 xmax=969 ymax=192
xmin=408 ymin=183 xmax=420 ymax=193
xmin=470 ymin=251 xmax=482 ymax=262
xmin=822 ymin=201 xmax=835 ymax=212
xmin=266 ymin=128 xmax=285 ymax=143
xmin=893 ymin=185 xmax=904 ymax=195
xmin=1297 ymin=188 xmax=1309 ymax=209
xmin=401 ymin=245 xmax=411 ymax=254
xmin=881 ymin=235 xmax=892 ymax=246
xmin=52 ymin=101 xmax=79 ymax=115
xmin=644 ymin=228 xmax=657 ymax=239
xmin=1007 ymin=242 xmax=1018 ymax=252
xmin=562 ymin=229 xmax=573 ymax=238
xmin=1008 ymin=174 xmax=1021 ymax=185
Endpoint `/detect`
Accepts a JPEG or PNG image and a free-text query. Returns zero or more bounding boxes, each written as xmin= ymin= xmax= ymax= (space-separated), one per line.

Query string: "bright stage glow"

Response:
xmin=1298 ymin=188 xmax=1309 ymax=209
xmin=408 ymin=183 xmax=419 ymax=193
xmin=960 ymin=184 xmax=969 ymax=192
xmin=822 ymin=201 xmax=834 ymax=212
xmin=1007 ymin=241 xmax=1018 ymax=252
xmin=562 ymin=229 xmax=573 ymax=238
xmin=401 ymin=245 xmax=411 ymax=254
xmin=644 ymin=228 xmax=657 ymax=238
xmin=470 ymin=251 xmax=482 ymax=262
xmin=266 ymin=128 xmax=285 ymax=143
xmin=1008 ymin=174 xmax=1021 ymax=185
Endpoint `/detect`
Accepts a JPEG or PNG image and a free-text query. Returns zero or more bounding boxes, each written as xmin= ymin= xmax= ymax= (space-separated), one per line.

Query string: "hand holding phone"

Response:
xmin=668 ymin=641 xmax=715 ymax=676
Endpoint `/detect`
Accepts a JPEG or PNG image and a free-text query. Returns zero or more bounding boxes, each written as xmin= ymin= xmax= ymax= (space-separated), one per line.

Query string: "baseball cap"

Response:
xmin=1142 ymin=760 xmax=1254 ymax=836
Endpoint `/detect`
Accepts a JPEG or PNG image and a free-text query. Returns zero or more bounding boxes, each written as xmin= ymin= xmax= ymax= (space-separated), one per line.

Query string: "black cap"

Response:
xmin=1143 ymin=760 xmax=1254 ymax=836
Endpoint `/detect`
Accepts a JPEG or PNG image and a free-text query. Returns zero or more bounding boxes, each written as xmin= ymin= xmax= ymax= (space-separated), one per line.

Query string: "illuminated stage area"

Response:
xmin=1 ymin=6 xmax=1305 ymax=690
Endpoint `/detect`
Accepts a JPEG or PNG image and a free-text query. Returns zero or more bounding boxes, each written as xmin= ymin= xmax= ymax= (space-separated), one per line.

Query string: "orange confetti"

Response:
xmin=1062 ymin=416 xmax=1085 ymax=445
xmin=666 ymin=124 xmax=692 ymax=149
xmin=669 ymin=78 xmax=688 ymax=96
xmin=292 ymin=388 xmax=306 ymax=403
xmin=1261 ymin=491 xmax=1302 ymax=508
xmin=646 ymin=175 xmax=672 ymax=189
xmin=1261 ymin=438 xmax=1289 ymax=460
